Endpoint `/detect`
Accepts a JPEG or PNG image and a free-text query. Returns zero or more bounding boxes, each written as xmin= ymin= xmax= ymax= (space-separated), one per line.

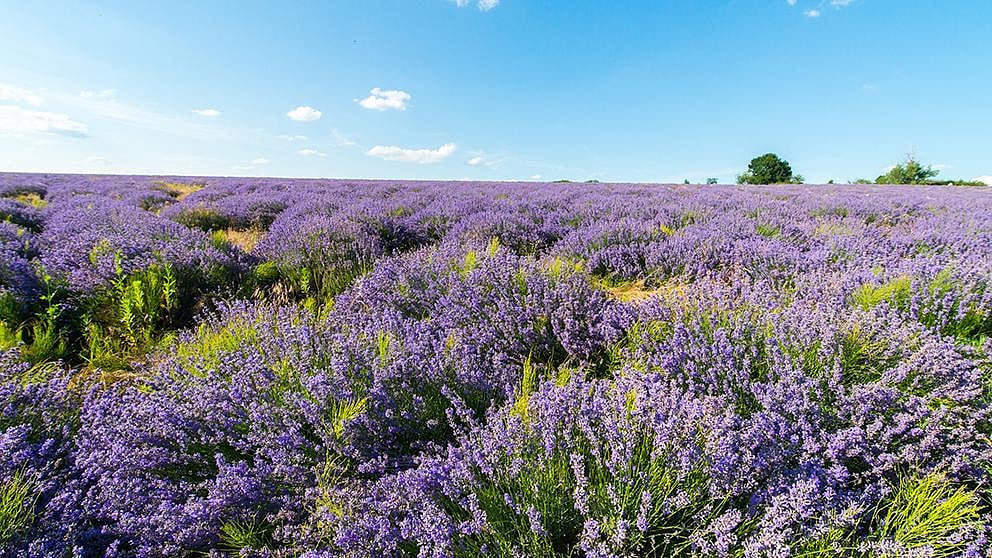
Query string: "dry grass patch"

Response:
xmin=154 ymin=181 xmax=205 ymax=201
xmin=219 ymin=229 xmax=264 ymax=252
xmin=605 ymin=279 xmax=685 ymax=303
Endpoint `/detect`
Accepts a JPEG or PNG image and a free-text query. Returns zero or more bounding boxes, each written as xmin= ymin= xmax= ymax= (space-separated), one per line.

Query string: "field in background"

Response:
xmin=1 ymin=173 xmax=991 ymax=556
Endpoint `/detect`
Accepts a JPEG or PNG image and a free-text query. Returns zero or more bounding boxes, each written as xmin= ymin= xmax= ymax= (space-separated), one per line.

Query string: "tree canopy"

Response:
xmin=876 ymin=154 xmax=939 ymax=185
xmin=737 ymin=153 xmax=803 ymax=184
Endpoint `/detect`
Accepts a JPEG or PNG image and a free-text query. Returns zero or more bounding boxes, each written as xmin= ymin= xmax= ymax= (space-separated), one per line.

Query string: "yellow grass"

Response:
xmin=605 ymin=279 xmax=685 ymax=303
xmin=154 ymin=181 xmax=205 ymax=201
xmin=220 ymin=228 xmax=264 ymax=252
xmin=12 ymin=192 xmax=47 ymax=208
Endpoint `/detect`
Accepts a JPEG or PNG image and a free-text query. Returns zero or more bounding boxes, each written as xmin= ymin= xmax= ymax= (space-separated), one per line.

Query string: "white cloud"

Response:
xmin=299 ymin=148 xmax=327 ymax=157
xmin=531 ymin=174 xmax=542 ymax=180
xmin=286 ymin=105 xmax=322 ymax=122
xmin=831 ymin=0 xmax=854 ymax=5
xmin=805 ymin=9 xmax=821 ymax=17
xmin=0 ymin=105 xmax=88 ymax=137
xmin=467 ymin=156 xmax=485 ymax=166
xmin=366 ymin=142 xmax=456 ymax=164
xmin=0 ymin=84 xmax=43 ymax=106
xmin=193 ymin=108 xmax=220 ymax=117
xmin=80 ymin=89 xmax=117 ymax=99
xmin=234 ymin=157 xmax=270 ymax=170
xmin=358 ymin=88 xmax=411 ymax=112
xmin=276 ymin=134 xmax=308 ymax=141
xmin=973 ymin=175 xmax=992 ymax=186
xmin=932 ymin=163 xmax=952 ymax=171
xmin=787 ymin=0 xmax=797 ymax=5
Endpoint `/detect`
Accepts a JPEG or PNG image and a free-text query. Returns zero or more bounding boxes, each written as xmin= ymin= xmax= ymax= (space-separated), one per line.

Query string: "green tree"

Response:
xmin=876 ymin=154 xmax=939 ymax=185
xmin=737 ymin=153 xmax=803 ymax=184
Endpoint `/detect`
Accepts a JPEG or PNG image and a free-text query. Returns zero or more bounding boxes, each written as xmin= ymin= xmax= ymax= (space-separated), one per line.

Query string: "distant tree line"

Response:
xmin=726 ymin=152 xmax=987 ymax=186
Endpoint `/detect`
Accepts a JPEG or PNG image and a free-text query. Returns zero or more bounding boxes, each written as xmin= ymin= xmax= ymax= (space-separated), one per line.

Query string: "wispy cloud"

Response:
xmin=193 ymin=108 xmax=220 ymax=117
xmin=85 ymin=155 xmax=112 ymax=166
xmin=0 ymin=105 xmax=88 ymax=137
xmin=332 ymin=129 xmax=358 ymax=147
xmin=357 ymin=88 xmax=411 ymax=112
xmin=233 ymin=156 xmax=270 ymax=170
xmin=60 ymin=93 xmax=235 ymax=140
xmin=286 ymin=105 xmax=322 ymax=122
xmin=298 ymin=148 xmax=327 ymax=157
xmin=0 ymin=83 xmax=43 ymax=106
xmin=276 ymin=134 xmax=308 ymax=141
xmin=452 ymin=0 xmax=500 ymax=11
xmin=466 ymin=152 xmax=509 ymax=168
xmin=80 ymin=89 xmax=117 ymax=99
xmin=792 ymin=0 xmax=854 ymax=17
xmin=366 ymin=142 xmax=456 ymax=164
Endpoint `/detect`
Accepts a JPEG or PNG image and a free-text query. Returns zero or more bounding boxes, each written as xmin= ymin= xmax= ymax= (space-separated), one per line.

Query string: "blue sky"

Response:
xmin=1 ymin=0 xmax=990 ymax=184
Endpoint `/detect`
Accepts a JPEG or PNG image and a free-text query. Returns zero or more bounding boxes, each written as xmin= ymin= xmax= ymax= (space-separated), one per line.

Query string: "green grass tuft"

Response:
xmin=869 ymin=472 xmax=983 ymax=556
xmin=0 ymin=470 xmax=38 ymax=545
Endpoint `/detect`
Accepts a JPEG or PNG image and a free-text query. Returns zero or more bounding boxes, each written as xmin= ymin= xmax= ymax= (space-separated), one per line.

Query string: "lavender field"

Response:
xmin=1 ymin=172 xmax=990 ymax=557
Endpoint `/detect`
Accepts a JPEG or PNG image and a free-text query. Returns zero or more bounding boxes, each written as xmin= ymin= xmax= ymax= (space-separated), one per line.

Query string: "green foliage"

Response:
xmin=737 ymin=153 xmax=803 ymax=185
xmin=175 ymin=317 xmax=261 ymax=373
xmin=174 ymin=207 xmax=231 ymax=232
xmin=850 ymin=270 xmax=991 ymax=345
xmin=0 ymin=470 xmax=38 ymax=545
xmin=82 ymin=260 xmax=180 ymax=369
xmin=838 ymin=324 xmax=898 ymax=386
xmin=218 ymin=516 xmax=273 ymax=555
xmin=755 ymin=223 xmax=780 ymax=238
xmin=868 ymin=473 xmax=982 ymax=556
xmin=448 ymin=421 xmax=716 ymax=557
xmin=511 ymin=355 xmax=537 ymax=420
xmin=10 ymin=192 xmax=47 ymax=209
xmin=875 ymin=154 xmax=940 ymax=185
xmin=457 ymin=449 xmax=579 ymax=557
xmin=18 ymin=270 xmax=69 ymax=365
xmin=850 ymin=276 xmax=912 ymax=312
